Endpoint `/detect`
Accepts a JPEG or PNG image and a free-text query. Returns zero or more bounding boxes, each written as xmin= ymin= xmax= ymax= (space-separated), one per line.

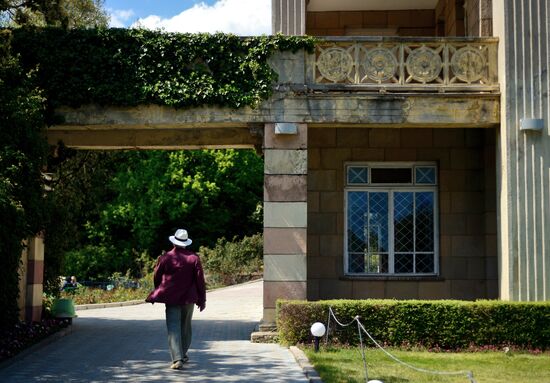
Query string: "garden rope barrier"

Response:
xmin=325 ymin=307 xmax=477 ymax=383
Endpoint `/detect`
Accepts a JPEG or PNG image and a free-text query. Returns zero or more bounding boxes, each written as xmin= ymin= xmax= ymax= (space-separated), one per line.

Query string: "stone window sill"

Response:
xmin=340 ymin=275 xmax=444 ymax=282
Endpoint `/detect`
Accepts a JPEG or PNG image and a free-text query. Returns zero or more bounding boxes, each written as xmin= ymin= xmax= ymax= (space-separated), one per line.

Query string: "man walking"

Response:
xmin=146 ymin=229 xmax=206 ymax=370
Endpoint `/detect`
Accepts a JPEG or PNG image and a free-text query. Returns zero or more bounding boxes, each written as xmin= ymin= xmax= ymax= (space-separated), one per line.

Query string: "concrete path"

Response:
xmin=0 ymin=280 xmax=309 ymax=382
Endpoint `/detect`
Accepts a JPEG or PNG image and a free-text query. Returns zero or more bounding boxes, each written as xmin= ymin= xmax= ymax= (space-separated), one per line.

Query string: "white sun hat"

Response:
xmin=169 ymin=229 xmax=192 ymax=247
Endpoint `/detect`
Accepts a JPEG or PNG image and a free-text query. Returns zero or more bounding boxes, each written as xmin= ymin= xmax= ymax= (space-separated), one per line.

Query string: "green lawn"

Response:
xmin=304 ymin=346 xmax=550 ymax=383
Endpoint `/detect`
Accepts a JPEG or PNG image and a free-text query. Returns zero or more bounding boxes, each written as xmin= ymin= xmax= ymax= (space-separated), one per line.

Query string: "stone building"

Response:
xmin=263 ymin=0 xmax=549 ymax=324
xmin=20 ymin=0 xmax=549 ymax=325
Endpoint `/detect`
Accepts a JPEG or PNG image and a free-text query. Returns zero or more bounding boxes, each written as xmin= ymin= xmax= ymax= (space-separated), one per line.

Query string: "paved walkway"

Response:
xmin=0 ymin=280 xmax=309 ymax=382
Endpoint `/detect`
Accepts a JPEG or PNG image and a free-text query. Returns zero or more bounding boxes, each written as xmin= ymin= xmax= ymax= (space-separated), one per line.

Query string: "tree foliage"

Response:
xmin=0 ymin=0 xmax=109 ymax=28
xmin=43 ymin=148 xmax=122 ymax=289
xmin=61 ymin=149 xmax=264 ymax=281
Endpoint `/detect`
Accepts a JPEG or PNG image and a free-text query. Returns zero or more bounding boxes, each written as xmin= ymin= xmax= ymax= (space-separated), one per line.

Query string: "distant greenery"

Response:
xmin=59 ymin=149 xmax=263 ymax=281
xmin=59 ymin=233 xmax=263 ymax=304
xmin=304 ymin=346 xmax=550 ymax=383
xmin=0 ymin=0 xmax=109 ymax=28
xmin=199 ymin=233 xmax=263 ymax=289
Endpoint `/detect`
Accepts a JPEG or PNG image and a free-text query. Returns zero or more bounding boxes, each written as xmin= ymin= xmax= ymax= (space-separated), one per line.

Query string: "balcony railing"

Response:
xmin=306 ymin=37 xmax=498 ymax=93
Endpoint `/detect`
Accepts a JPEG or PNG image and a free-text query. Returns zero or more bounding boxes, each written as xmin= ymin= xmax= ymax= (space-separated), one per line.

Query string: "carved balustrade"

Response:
xmin=307 ymin=37 xmax=498 ymax=93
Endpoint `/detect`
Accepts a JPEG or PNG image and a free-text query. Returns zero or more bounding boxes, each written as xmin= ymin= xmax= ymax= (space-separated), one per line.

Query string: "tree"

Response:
xmin=63 ymin=149 xmax=264 ymax=280
xmin=0 ymin=0 xmax=109 ymax=28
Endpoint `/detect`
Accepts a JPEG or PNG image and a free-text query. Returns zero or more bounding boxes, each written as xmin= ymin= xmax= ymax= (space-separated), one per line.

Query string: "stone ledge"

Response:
xmin=75 ymin=299 xmax=145 ymax=310
xmin=250 ymin=331 xmax=279 ymax=343
xmin=289 ymin=346 xmax=324 ymax=383
xmin=340 ymin=276 xmax=445 ymax=282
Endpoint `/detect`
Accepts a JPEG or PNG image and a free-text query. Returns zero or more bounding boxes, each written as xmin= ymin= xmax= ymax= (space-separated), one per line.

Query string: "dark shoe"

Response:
xmin=182 ymin=355 xmax=189 ymax=364
xmin=170 ymin=360 xmax=184 ymax=370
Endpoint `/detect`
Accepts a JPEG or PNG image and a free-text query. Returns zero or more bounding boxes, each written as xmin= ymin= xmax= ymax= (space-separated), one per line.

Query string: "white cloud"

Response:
xmin=108 ymin=9 xmax=136 ymax=28
xmin=131 ymin=0 xmax=271 ymax=35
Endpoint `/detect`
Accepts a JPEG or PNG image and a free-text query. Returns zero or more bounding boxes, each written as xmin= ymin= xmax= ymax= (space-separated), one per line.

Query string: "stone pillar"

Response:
xmin=272 ymin=0 xmax=306 ymax=35
xmin=25 ymin=235 xmax=44 ymax=322
xmin=18 ymin=244 xmax=29 ymax=321
xmin=493 ymin=0 xmax=550 ymax=301
xmin=263 ymin=123 xmax=307 ymax=324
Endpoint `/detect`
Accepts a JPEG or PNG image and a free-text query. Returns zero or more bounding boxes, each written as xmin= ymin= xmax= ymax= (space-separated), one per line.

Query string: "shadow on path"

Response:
xmin=0 ymin=281 xmax=308 ymax=382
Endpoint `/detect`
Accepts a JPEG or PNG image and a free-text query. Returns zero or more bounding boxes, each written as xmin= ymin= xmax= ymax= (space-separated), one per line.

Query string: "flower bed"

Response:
xmin=0 ymin=319 xmax=70 ymax=362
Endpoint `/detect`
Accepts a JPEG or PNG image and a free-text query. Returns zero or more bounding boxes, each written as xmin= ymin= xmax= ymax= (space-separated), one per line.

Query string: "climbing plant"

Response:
xmin=10 ymin=28 xmax=315 ymax=112
xmin=0 ymin=29 xmax=47 ymax=327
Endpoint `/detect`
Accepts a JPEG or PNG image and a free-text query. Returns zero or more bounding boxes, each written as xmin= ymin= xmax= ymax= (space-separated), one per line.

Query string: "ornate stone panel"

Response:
xmin=363 ymin=47 xmax=398 ymax=83
xmin=450 ymin=46 xmax=487 ymax=83
xmin=316 ymin=47 xmax=354 ymax=83
xmin=405 ymin=46 xmax=443 ymax=83
xmin=310 ymin=38 xmax=498 ymax=92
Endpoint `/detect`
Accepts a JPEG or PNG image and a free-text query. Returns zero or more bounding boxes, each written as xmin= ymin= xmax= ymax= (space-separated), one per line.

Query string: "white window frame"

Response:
xmin=344 ymin=162 xmax=439 ymax=276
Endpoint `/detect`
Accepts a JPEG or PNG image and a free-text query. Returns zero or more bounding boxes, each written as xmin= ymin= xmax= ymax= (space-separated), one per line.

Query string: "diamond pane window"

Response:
xmin=415 ymin=253 xmax=434 ymax=273
xmin=366 ymin=253 xmax=389 ymax=273
xmin=415 ymin=192 xmax=434 ymax=252
xmin=395 ymin=253 xmax=414 ymax=273
xmin=347 ymin=192 xmax=367 ymax=253
xmin=348 ymin=166 xmax=369 ymax=184
xmin=394 ymin=192 xmax=414 ymax=252
xmin=345 ymin=163 xmax=438 ymax=276
xmin=368 ymin=192 xmax=388 ymax=252
xmin=415 ymin=166 xmax=436 ymax=184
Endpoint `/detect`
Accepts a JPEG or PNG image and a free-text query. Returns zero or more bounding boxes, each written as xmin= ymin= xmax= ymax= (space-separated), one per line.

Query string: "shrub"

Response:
xmin=198 ymin=233 xmax=262 ymax=288
xmin=277 ymin=300 xmax=550 ymax=350
xmin=62 ymin=245 xmax=134 ymax=281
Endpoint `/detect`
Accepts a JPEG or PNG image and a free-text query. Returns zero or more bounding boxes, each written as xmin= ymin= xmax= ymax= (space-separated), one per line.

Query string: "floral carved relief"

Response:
xmin=451 ymin=47 xmax=486 ymax=83
xmin=363 ymin=47 xmax=398 ymax=82
xmin=405 ymin=46 xmax=442 ymax=83
xmin=317 ymin=47 xmax=354 ymax=83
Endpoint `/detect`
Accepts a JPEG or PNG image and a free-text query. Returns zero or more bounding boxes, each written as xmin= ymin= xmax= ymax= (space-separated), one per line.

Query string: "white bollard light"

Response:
xmin=310 ymin=322 xmax=326 ymax=337
xmin=310 ymin=322 xmax=326 ymax=352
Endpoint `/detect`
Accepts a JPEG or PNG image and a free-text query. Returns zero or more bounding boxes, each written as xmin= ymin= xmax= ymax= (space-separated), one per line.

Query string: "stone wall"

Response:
xmin=435 ymin=0 xmax=465 ymax=36
xmin=307 ymin=127 xmax=497 ymax=301
xmin=464 ymin=0 xmax=493 ymax=36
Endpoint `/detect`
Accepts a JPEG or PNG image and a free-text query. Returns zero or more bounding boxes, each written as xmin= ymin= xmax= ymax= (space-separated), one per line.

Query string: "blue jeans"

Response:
xmin=165 ymin=304 xmax=194 ymax=362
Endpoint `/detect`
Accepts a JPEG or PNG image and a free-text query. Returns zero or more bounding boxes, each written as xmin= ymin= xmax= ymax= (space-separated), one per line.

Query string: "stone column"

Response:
xmin=25 ymin=235 xmax=44 ymax=322
xmin=272 ymin=0 xmax=306 ymax=35
xmin=18 ymin=244 xmax=29 ymax=321
xmin=263 ymin=123 xmax=307 ymax=324
xmin=493 ymin=0 xmax=550 ymax=301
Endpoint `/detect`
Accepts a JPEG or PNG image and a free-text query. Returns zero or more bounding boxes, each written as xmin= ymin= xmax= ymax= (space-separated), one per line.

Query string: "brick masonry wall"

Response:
xmin=305 ymin=10 xmax=436 ymax=36
xmin=307 ymin=127 xmax=497 ymax=301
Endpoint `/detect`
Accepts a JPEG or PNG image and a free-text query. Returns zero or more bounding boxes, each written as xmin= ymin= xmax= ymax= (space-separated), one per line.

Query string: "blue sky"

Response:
xmin=104 ymin=0 xmax=271 ymax=35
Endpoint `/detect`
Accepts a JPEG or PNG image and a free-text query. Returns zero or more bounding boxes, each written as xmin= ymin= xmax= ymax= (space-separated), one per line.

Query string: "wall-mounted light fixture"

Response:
xmin=274 ymin=122 xmax=298 ymax=135
xmin=520 ymin=118 xmax=544 ymax=132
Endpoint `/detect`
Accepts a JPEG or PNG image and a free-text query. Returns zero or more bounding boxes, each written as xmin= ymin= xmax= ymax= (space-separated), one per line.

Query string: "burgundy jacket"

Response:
xmin=146 ymin=246 xmax=206 ymax=307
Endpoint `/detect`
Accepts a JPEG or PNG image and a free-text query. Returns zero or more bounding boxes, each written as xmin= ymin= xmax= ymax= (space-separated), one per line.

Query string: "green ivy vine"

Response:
xmin=10 ymin=28 xmax=315 ymax=111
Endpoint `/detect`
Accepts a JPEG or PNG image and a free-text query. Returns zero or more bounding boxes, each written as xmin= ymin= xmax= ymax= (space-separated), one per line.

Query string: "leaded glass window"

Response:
xmin=345 ymin=163 xmax=438 ymax=276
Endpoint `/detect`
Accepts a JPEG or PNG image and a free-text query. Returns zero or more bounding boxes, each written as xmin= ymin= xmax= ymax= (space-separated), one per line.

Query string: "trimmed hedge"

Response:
xmin=277 ymin=300 xmax=550 ymax=350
